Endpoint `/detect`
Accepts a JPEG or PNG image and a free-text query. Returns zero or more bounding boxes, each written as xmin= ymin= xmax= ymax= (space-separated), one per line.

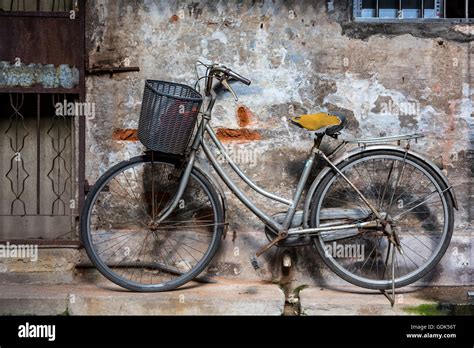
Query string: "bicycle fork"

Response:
xmin=155 ymin=151 xmax=197 ymax=223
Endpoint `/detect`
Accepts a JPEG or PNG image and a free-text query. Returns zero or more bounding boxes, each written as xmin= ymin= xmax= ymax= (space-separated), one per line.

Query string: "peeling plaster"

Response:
xmin=0 ymin=61 xmax=79 ymax=89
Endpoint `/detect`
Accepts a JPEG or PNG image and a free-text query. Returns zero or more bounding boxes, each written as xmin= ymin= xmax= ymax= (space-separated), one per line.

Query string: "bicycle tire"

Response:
xmin=80 ymin=154 xmax=224 ymax=292
xmin=309 ymin=149 xmax=454 ymax=290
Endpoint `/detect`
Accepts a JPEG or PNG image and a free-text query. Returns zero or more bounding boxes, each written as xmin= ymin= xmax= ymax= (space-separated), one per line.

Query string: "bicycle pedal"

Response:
xmin=250 ymin=256 xmax=260 ymax=270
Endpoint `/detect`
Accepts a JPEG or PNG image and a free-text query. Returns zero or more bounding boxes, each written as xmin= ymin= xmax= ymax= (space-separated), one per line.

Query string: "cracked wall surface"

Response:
xmin=85 ymin=0 xmax=473 ymax=286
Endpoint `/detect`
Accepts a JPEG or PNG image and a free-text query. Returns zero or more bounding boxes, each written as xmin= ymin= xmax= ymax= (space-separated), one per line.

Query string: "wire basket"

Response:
xmin=138 ymin=80 xmax=203 ymax=155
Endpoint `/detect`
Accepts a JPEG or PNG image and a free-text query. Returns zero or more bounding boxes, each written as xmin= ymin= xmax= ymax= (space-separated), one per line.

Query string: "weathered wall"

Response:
xmin=85 ymin=0 xmax=472 ymax=288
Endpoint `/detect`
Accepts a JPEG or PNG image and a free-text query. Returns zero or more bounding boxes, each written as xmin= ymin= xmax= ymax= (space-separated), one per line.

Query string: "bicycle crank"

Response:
xmin=250 ymin=231 xmax=288 ymax=270
xmin=258 ymin=231 xmax=288 ymax=257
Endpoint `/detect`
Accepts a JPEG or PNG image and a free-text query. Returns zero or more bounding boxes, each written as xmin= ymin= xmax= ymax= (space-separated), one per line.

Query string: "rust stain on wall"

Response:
xmin=170 ymin=14 xmax=179 ymax=22
xmin=112 ymin=128 xmax=138 ymax=141
xmin=216 ymin=128 xmax=261 ymax=142
xmin=236 ymin=105 xmax=254 ymax=127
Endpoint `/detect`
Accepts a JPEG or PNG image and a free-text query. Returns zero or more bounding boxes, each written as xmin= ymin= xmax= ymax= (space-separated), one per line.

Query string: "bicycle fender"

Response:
xmin=303 ymin=144 xmax=458 ymax=228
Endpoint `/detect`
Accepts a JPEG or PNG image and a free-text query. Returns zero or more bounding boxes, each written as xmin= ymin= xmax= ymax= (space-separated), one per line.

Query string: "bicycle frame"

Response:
xmin=157 ymin=90 xmax=382 ymax=239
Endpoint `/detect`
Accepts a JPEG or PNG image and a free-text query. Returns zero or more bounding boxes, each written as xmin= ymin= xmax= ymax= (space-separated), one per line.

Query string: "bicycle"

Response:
xmin=81 ymin=62 xmax=457 ymax=295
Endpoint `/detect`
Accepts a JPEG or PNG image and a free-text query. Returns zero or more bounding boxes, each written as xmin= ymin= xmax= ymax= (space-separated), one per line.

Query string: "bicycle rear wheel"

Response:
xmin=309 ymin=150 xmax=454 ymax=290
xmin=81 ymin=154 xmax=224 ymax=292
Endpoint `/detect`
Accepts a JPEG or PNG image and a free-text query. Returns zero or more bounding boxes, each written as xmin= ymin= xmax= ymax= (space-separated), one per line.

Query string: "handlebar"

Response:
xmin=203 ymin=64 xmax=251 ymax=100
xmin=208 ymin=65 xmax=251 ymax=85
xmin=210 ymin=65 xmax=251 ymax=86
xmin=227 ymin=69 xmax=251 ymax=86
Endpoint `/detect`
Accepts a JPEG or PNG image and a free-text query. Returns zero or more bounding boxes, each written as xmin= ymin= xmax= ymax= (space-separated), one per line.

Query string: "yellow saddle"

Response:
xmin=291 ymin=112 xmax=345 ymax=135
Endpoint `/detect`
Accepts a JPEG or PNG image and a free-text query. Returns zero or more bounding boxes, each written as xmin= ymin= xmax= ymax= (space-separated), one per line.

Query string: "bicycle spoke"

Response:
xmin=393 ymin=190 xmax=439 ymax=220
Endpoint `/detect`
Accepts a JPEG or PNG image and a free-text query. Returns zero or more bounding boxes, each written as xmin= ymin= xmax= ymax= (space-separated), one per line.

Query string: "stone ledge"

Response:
xmin=0 ymin=280 xmax=285 ymax=316
xmin=299 ymin=285 xmax=473 ymax=315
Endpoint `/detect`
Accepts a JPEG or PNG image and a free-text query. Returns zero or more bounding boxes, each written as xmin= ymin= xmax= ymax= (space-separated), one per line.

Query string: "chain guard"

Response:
xmin=264 ymin=210 xmax=313 ymax=247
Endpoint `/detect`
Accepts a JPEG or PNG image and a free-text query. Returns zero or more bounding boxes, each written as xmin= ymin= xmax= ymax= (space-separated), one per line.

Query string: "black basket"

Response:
xmin=138 ymin=80 xmax=203 ymax=155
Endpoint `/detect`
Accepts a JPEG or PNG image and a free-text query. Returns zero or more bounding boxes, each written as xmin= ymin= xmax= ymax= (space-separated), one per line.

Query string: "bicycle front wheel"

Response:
xmin=310 ymin=150 xmax=454 ymax=290
xmin=81 ymin=154 xmax=224 ymax=292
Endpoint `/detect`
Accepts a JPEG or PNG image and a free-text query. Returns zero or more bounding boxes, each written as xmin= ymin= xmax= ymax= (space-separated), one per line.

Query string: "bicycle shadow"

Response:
xmin=298 ymin=243 xmax=438 ymax=295
xmin=97 ymin=281 xmax=206 ymax=293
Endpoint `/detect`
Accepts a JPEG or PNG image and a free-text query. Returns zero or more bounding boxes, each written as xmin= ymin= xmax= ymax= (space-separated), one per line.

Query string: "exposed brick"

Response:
xmin=112 ymin=128 xmax=138 ymax=141
xmin=236 ymin=105 xmax=254 ymax=127
xmin=216 ymin=128 xmax=261 ymax=142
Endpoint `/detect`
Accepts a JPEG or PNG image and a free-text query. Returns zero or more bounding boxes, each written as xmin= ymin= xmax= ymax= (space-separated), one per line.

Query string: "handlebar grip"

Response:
xmin=228 ymin=69 xmax=251 ymax=86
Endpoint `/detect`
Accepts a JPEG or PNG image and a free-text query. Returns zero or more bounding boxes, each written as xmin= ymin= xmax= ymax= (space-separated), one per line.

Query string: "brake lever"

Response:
xmin=221 ymin=79 xmax=238 ymax=102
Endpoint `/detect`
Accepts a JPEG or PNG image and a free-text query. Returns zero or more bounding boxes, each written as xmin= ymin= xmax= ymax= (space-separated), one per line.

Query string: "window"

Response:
xmin=353 ymin=0 xmax=472 ymax=20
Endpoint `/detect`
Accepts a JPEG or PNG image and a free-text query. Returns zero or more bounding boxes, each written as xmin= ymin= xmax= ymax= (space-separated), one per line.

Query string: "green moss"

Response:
xmin=293 ymin=284 xmax=309 ymax=296
xmin=402 ymin=303 xmax=447 ymax=316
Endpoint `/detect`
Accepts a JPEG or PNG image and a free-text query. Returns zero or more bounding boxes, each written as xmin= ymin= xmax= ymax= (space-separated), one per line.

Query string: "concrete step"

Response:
xmin=0 ymin=248 xmax=79 ymax=285
xmin=299 ymin=285 xmax=474 ymax=315
xmin=0 ymin=279 xmax=285 ymax=315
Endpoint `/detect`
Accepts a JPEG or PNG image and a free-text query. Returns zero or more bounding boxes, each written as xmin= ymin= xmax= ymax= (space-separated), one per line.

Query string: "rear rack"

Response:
xmin=326 ymin=133 xmax=425 ymax=159
xmin=340 ymin=133 xmax=424 ymax=146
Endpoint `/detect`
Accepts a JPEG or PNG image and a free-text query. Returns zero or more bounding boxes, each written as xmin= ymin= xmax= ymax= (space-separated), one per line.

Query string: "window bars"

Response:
xmin=0 ymin=93 xmax=77 ymax=240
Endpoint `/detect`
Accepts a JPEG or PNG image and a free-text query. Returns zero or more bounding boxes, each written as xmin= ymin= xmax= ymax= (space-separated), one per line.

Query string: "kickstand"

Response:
xmin=380 ymin=246 xmax=396 ymax=307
